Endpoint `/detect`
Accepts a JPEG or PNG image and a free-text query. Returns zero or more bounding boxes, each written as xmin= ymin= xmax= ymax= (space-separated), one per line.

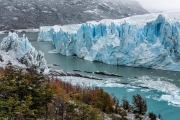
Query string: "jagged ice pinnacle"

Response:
xmin=1 ymin=32 xmax=47 ymax=71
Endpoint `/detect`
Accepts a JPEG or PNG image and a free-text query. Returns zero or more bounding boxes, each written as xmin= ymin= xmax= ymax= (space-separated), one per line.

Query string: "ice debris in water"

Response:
xmin=127 ymin=89 xmax=135 ymax=92
xmin=131 ymin=76 xmax=180 ymax=107
xmin=58 ymin=76 xmax=125 ymax=88
xmin=59 ymin=75 xmax=180 ymax=107
xmin=160 ymin=92 xmax=180 ymax=107
xmin=48 ymin=49 xmax=58 ymax=53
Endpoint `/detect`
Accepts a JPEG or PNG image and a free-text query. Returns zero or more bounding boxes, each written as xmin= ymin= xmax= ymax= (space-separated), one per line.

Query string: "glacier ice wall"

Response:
xmin=1 ymin=32 xmax=47 ymax=71
xmin=38 ymin=12 xmax=180 ymax=71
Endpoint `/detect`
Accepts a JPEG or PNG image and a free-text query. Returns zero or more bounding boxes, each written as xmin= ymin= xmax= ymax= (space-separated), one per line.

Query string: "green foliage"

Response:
xmin=132 ymin=94 xmax=147 ymax=115
xmin=47 ymin=97 xmax=103 ymax=120
xmin=65 ymin=101 xmax=102 ymax=120
xmin=91 ymin=88 xmax=114 ymax=113
xmin=0 ymin=64 xmax=53 ymax=119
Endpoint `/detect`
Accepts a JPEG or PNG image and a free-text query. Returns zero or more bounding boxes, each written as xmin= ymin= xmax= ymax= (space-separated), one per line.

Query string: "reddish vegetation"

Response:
xmin=0 ymin=64 xmax=159 ymax=120
xmin=50 ymin=79 xmax=120 ymax=114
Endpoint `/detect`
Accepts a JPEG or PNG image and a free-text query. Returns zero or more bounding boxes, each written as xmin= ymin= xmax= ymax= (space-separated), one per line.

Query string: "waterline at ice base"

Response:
xmin=39 ymin=11 xmax=180 ymax=71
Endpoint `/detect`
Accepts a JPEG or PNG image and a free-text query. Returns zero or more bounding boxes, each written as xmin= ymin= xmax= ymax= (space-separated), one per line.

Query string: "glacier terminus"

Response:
xmin=38 ymin=11 xmax=180 ymax=71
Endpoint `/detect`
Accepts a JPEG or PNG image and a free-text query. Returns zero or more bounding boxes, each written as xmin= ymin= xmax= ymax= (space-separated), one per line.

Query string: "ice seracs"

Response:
xmin=38 ymin=11 xmax=180 ymax=71
xmin=0 ymin=32 xmax=47 ymax=71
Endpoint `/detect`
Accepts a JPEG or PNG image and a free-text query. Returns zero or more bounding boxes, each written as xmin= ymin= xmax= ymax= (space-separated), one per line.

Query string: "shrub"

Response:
xmin=0 ymin=64 xmax=53 ymax=119
xmin=149 ymin=112 xmax=157 ymax=120
xmin=158 ymin=114 xmax=162 ymax=120
xmin=132 ymin=94 xmax=147 ymax=115
xmin=122 ymin=97 xmax=132 ymax=112
xmin=0 ymin=63 xmax=160 ymax=119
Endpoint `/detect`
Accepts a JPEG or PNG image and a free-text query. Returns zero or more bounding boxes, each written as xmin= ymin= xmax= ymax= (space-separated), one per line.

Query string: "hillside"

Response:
xmin=0 ymin=0 xmax=148 ymax=30
xmin=0 ymin=64 xmax=160 ymax=120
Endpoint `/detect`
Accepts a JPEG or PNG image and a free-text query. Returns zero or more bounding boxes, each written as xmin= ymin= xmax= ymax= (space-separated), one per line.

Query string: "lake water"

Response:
xmin=0 ymin=32 xmax=180 ymax=120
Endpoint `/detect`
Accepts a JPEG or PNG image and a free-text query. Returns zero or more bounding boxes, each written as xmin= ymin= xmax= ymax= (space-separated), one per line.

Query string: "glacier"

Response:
xmin=0 ymin=32 xmax=47 ymax=71
xmin=0 ymin=32 xmax=104 ymax=79
xmin=38 ymin=11 xmax=180 ymax=71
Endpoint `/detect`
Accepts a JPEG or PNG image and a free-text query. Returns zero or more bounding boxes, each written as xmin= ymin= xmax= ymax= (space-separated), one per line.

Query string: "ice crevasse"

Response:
xmin=38 ymin=11 xmax=180 ymax=71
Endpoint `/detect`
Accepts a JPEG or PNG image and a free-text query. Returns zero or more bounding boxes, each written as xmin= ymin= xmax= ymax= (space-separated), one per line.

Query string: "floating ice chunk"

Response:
xmin=132 ymin=76 xmax=180 ymax=93
xmin=127 ymin=89 xmax=135 ymax=92
xmin=48 ymin=49 xmax=58 ymax=53
xmin=58 ymin=75 xmax=180 ymax=107
xmin=141 ymin=89 xmax=151 ymax=92
xmin=160 ymin=92 xmax=180 ymax=107
xmin=58 ymin=76 xmax=125 ymax=88
xmin=131 ymin=75 xmax=180 ymax=107
xmin=58 ymin=76 xmax=103 ymax=87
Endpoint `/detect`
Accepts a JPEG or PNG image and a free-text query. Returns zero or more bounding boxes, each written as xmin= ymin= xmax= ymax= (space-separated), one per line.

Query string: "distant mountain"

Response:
xmin=0 ymin=0 xmax=148 ymax=30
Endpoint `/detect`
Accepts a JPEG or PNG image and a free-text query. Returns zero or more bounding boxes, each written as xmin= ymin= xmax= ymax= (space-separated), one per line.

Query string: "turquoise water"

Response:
xmin=103 ymin=87 xmax=180 ymax=120
xmin=0 ymin=32 xmax=180 ymax=120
